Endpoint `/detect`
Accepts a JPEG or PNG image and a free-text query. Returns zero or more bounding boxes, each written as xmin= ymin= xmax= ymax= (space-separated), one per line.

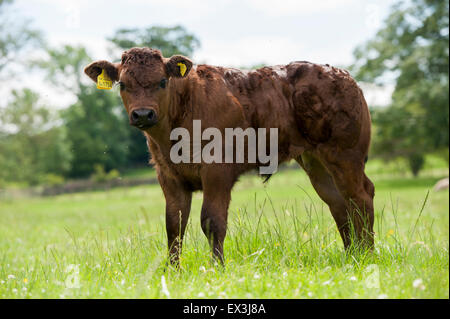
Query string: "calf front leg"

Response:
xmin=158 ymin=172 xmax=192 ymax=266
xmin=200 ymin=169 xmax=233 ymax=264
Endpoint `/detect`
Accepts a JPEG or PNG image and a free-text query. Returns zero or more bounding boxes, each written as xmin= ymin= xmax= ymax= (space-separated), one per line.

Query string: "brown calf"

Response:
xmin=85 ymin=47 xmax=375 ymax=264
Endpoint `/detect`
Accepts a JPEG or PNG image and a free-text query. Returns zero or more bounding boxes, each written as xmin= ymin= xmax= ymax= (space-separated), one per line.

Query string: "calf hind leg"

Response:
xmin=319 ymin=150 xmax=375 ymax=250
xmin=298 ymin=153 xmax=353 ymax=248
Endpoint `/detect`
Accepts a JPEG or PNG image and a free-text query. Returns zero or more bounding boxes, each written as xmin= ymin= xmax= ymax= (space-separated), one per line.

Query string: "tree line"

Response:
xmin=0 ymin=0 xmax=200 ymax=186
xmin=0 ymin=0 xmax=448 ymax=187
xmin=351 ymin=0 xmax=449 ymax=175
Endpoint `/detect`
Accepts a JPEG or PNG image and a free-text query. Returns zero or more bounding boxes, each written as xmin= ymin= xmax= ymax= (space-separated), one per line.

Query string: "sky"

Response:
xmin=9 ymin=0 xmax=396 ymax=107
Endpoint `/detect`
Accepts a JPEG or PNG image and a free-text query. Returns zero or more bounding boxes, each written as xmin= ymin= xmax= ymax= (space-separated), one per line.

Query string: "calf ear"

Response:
xmin=84 ymin=60 xmax=119 ymax=83
xmin=165 ymin=55 xmax=193 ymax=78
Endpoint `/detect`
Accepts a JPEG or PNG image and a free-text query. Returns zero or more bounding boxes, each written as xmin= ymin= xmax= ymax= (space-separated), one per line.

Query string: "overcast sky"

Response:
xmin=10 ymin=0 xmax=396 ymax=107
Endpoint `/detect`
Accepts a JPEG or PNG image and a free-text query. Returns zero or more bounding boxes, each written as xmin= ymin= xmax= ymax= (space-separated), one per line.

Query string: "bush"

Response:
xmin=408 ymin=154 xmax=425 ymax=177
xmin=91 ymin=164 xmax=120 ymax=183
xmin=43 ymin=173 xmax=65 ymax=187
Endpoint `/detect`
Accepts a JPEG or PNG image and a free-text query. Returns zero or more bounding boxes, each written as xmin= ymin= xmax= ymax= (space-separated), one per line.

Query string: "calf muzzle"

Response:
xmin=130 ymin=108 xmax=158 ymax=129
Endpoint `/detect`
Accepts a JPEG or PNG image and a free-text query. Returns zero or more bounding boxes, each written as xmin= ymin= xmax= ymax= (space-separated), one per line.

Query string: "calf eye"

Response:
xmin=159 ymin=78 xmax=167 ymax=89
xmin=118 ymin=81 xmax=125 ymax=91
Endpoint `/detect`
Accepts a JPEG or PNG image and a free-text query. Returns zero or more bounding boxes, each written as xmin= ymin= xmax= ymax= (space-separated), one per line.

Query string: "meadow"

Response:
xmin=0 ymin=158 xmax=448 ymax=299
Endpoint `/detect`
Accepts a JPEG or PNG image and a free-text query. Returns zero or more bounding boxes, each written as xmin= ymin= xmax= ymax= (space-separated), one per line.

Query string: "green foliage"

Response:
xmin=0 ymin=0 xmax=42 ymax=80
xmin=370 ymin=106 xmax=428 ymax=176
xmin=36 ymin=45 xmax=132 ymax=178
xmin=0 ymin=89 xmax=72 ymax=185
xmin=408 ymin=153 xmax=425 ymax=177
xmin=91 ymin=164 xmax=120 ymax=183
xmin=43 ymin=173 xmax=65 ymax=187
xmin=34 ymin=44 xmax=92 ymax=94
xmin=64 ymin=86 xmax=131 ymax=177
xmin=109 ymin=25 xmax=200 ymax=58
xmin=352 ymin=0 xmax=449 ymax=175
xmin=0 ymin=1 xmax=63 ymax=186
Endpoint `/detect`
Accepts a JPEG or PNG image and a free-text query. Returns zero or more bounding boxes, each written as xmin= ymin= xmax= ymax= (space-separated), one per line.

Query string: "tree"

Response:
xmin=0 ymin=0 xmax=42 ymax=80
xmin=369 ymin=106 xmax=428 ymax=176
xmin=0 ymin=1 xmax=50 ymax=185
xmin=108 ymin=25 xmax=200 ymax=59
xmin=36 ymin=45 xmax=131 ymax=177
xmin=63 ymin=86 xmax=130 ymax=177
xmin=351 ymin=0 xmax=449 ymax=175
xmin=0 ymin=89 xmax=71 ymax=185
xmin=108 ymin=25 xmax=201 ymax=166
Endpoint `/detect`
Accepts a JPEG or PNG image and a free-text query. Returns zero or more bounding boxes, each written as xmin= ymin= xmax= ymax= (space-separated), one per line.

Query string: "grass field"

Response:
xmin=0 ymin=159 xmax=448 ymax=299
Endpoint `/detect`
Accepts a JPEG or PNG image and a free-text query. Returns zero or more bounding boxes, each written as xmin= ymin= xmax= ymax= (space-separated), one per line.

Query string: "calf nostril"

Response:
xmin=131 ymin=110 xmax=139 ymax=122
xmin=147 ymin=110 xmax=155 ymax=120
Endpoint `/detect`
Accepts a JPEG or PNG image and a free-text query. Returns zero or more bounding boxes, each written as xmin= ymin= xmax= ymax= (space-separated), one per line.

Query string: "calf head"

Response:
xmin=84 ymin=47 xmax=193 ymax=130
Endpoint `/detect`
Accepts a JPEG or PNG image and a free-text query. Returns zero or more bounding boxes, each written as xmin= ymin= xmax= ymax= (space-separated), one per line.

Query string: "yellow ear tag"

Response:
xmin=97 ymin=69 xmax=113 ymax=90
xmin=177 ymin=62 xmax=187 ymax=77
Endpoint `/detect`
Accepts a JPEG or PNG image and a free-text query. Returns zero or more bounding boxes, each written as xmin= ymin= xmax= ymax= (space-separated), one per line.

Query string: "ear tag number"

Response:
xmin=177 ymin=62 xmax=187 ymax=77
xmin=97 ymin=69 xmax=113 ymax=90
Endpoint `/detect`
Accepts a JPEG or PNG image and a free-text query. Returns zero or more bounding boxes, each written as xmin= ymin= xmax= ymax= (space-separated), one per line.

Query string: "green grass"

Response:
xmin=0 ymin=160 xmax=448 ymax=299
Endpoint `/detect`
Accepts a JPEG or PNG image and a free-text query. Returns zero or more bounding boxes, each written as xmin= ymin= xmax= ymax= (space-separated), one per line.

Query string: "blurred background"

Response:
xmin=0 ymin=0 xmax=448 ymax=195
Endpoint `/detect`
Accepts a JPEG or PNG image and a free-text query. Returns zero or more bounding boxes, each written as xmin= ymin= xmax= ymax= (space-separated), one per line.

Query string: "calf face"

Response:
xmin=84 ymin=48 xmax=193 ymax=130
